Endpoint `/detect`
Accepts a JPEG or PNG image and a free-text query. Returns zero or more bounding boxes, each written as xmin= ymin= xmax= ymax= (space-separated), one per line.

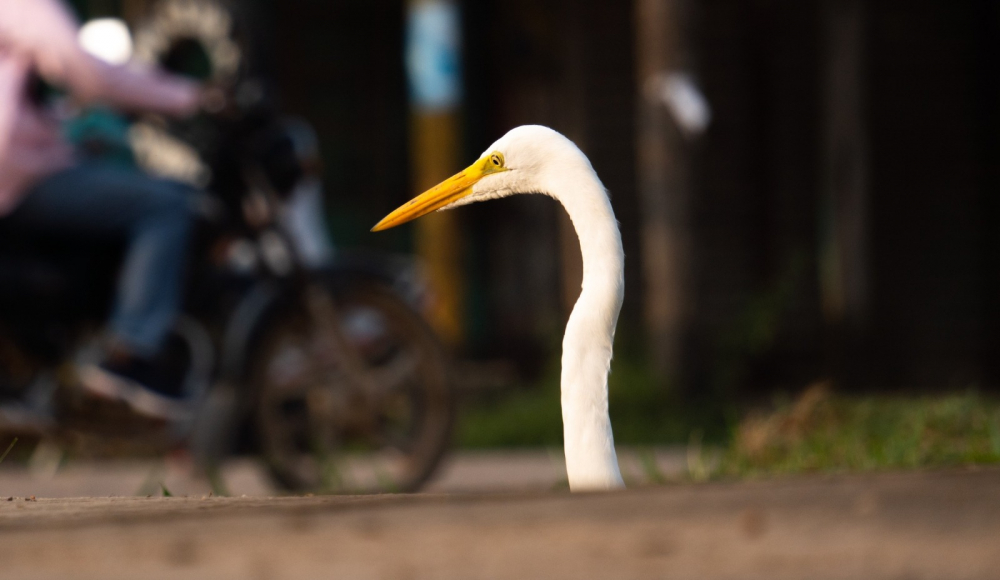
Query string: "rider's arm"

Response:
xmin=0 ymin=53 xmax=27 ymax=167
xmin=3 ymin=0 xmax=200 ymax=117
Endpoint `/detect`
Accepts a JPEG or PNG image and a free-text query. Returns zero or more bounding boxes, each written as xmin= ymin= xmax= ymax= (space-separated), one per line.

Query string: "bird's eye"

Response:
xmin=490 ymin=153 xmax=504 ymax=167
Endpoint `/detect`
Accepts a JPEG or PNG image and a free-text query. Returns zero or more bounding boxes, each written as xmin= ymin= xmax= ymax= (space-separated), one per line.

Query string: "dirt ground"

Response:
xmin=1 ymin=468 xmax=999 ymax=580
xmin=0 ymin=448 xmax=691 ymax=497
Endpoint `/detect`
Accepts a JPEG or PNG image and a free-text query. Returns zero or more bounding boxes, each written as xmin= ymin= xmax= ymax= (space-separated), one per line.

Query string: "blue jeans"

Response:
xmin=6 ymin=165 xmax=194 ymax=357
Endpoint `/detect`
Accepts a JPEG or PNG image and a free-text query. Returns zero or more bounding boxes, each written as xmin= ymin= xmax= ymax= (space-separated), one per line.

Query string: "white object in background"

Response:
xmin=281 ymin=178 xmax=334 ymax=267
xmin=405 ymin=0 xmax=462 ymax=111
xmin=648 ymin=72 xmax=712 ymax=138
xmin=78 ymin=18 xmax=134 ymax=65
xmin=132 ymin=0 xmax=241 ymax=83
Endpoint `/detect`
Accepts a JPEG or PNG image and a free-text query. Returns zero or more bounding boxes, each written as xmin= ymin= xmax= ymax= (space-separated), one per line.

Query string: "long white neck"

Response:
xmin=547 ymin=167 xmax=625 ymax=491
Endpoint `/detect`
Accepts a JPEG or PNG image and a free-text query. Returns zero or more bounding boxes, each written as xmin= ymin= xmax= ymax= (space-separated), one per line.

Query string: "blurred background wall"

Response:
xmin=68 ymin=0 xmax=1000 ymax=397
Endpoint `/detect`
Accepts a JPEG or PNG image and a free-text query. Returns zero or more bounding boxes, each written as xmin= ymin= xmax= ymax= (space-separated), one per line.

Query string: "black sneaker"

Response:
xmin=78 ymin=356 xmax=191 ymax=422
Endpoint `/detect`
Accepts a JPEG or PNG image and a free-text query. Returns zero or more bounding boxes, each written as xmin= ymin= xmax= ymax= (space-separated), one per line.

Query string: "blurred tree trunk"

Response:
xmin=635 ymin=0 xmax=694 ymax=378
xmin=820 ymin=0 xmax=869 ymax=374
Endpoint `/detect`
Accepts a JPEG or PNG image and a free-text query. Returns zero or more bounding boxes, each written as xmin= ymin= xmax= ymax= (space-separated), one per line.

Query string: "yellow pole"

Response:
xmin=411 ymin=111 xmax=464 ymax=345
xmin=406 ymin=0 xmax=464 ymax=346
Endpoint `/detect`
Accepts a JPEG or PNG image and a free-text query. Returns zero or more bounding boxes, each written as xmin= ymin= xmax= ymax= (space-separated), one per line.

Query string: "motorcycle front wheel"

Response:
xmin=253 ymin=278 xmax=454 ymax=494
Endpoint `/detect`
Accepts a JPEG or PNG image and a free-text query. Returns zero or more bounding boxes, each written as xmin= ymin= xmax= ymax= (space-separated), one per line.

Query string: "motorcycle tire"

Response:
xmin=252 ymin=278 xmax=454 ymax=494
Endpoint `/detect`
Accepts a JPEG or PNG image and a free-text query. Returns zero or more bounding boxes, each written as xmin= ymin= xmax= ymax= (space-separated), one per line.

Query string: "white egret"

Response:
xmin=373 ymin=125 xmax=625 ymax=491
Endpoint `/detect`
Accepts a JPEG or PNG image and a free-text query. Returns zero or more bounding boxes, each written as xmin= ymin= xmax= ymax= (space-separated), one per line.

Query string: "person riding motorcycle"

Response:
xmin=0 ymin=0 xmax=214 ymax=421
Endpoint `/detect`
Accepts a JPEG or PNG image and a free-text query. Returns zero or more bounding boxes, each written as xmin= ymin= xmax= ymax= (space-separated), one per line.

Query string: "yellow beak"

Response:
xmin=371 ymin=155 xmax=505 ymax=232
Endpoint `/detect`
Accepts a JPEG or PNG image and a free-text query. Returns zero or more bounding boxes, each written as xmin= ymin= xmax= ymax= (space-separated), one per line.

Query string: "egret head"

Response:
xmin=372 ymin=125 xmax=594 ymax=231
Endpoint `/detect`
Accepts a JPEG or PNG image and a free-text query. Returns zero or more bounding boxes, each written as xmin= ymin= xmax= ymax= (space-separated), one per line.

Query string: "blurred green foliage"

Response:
xmin=456 ymin=353 xmax=731 ymax=449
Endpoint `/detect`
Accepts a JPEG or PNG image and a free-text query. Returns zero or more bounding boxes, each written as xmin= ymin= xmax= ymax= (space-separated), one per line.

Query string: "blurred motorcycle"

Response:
xmin=0 ymin=3 xmax=455 ymax=494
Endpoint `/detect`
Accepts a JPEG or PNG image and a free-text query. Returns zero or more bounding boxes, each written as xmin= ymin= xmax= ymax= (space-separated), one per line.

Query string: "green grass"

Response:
xmin=715 ymin=385 xmax=1000 ymax=478
xmin=457 ymin=353 xmax=1000 ymax=480
xmin=457 ymin=355 xmax=729 ymax=449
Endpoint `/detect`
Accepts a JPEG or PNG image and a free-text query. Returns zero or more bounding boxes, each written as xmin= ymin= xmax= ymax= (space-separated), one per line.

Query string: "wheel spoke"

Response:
xmin=365 ymin=349 xmax=421 ymax=398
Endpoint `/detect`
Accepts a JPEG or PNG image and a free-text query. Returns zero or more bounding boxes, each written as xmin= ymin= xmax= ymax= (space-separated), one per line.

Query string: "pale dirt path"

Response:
xmin=0 ymin=468 xmax=998 ymax=580
xmin=0 ymin=448 xmax=691 ymax=497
